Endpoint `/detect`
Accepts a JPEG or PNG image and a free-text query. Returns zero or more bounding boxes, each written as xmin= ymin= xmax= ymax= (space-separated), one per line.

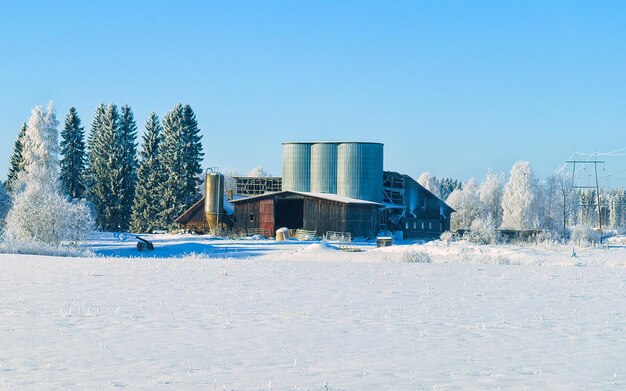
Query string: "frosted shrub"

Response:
xmin=440 ymin=231 xmax=457 ymax=243
xmin=4 ymin=185 xmax=94 ymax=246
xmin=402 ymin=249 xmax=432 ymax=263
xmin=569 ymin=225 xmax=601 ymax=246
xmin=533 ymin=230 xmax=561 ymax=247
xmin=468 ymin=217 xmax=499 ymax=244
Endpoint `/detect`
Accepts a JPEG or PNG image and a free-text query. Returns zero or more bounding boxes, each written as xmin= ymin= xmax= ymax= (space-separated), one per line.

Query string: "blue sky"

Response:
xmin=1 ymin=1 xmax=625 ymax=185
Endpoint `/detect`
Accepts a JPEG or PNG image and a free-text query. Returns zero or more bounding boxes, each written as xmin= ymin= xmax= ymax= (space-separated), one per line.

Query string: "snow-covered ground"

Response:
xmin=2 ymin=234 xmax=626 ymax=389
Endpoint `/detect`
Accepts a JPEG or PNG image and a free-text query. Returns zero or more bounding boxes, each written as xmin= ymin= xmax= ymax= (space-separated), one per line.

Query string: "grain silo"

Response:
xmin=282 ymin=142 xmax=312 ymax=192
xmin=337 ymin=142 xmax=384 ymax=203
xmin=310 ymin=142 xmax=338 ymax=193
xmin=204 ymin=169 xmax=224 ymax=229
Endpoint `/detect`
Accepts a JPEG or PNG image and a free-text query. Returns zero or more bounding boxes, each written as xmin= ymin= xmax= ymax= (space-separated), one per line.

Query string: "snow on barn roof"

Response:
xmin=228 ymin=191 xmax=383 ymax=206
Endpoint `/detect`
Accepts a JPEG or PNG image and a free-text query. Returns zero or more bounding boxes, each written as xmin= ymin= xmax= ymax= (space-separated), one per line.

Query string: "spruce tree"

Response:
xmin=60 ymin=107 xmax=87 ymax=198
xmin=159 ymin=104 xmax=204 ymax=226
xmin=85 ymin=102 xmax=106 ymax=194
xmin=6 ymin=123 xmax=27 ymax=193
xmin=130 ymin=113 xmax=165 ymax=233
xmin=117 ymin=105 xmax=138 ymax=229
xmin=88 ymin=104 xmax=126 ymax=231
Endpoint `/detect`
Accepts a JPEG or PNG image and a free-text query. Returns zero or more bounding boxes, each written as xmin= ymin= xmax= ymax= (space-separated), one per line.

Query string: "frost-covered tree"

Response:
xmin=608 ymin=189 xmax=625 ymax=230
xmin=5 ymin=103 xmax=94 ymax=246
xmin=479 ymin=170 xmax=504 ymax=227
xmin=6 ymin=123 xmax=27 ymax=193
xmin=223 ymin=168 xmax=239 ymax=191
xmin=552 ymin=166 xmax=577 ymax=236
xmin=501 ymin=161 xmax=540 ymax=230
xmin=130 ymin=113 xmax=166 ymax=233
xmin=158 ymin=104 xmax=204 ymax=226
xmin=247 ymin=166 xmax=268 ymax=177
xmin=60 ymin=107 xmax=87 ymax=198
xmin=446 ymin=179 xmax=481 ymax=230
xmin=576 ymin=189 xmax=597 ymax=228
xmin=5 ymin=185 xmax=94 ymax=245
xmin=19 ymin=102 xmax=60 ymax=186
xmin=417 ymin=172 xmax=441 ymax=198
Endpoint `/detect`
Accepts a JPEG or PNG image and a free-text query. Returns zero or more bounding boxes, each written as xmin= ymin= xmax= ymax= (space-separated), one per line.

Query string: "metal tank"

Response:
xmin=310 ymin=142 xmax=338 ymax=193
xmin=204 ymin=169 xmax=224 ymax=229
xmin=282 ymin=142 xmax=312 ymax=192
xmin=405 ymin=177 xmax=419 ymax=215
xmin=337 ymin=142 xmax=384 ymax=203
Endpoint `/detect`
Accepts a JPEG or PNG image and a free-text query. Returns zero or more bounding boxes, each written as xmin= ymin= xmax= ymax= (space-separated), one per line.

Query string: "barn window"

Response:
xmin=249 ymin=213 xmax=254 ymax=222
xmin=413 ymin=222 xmax=416 ymax=229
xmin=405 ymin=222 xmax=409 ymax=230
xmin=421 ymin=222 xmax=425 ymax=230
xmin=429 ymin=222 xmax=432 ymax=230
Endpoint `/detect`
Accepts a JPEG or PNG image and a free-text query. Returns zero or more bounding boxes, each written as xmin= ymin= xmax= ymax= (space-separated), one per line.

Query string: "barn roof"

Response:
xmin=229 ymin=191 xmax=383 ymax=206
xmin=174 ymin=194 xmax=241 ymax=224
xmin=174 ymin=197 xmax=204 ymax=224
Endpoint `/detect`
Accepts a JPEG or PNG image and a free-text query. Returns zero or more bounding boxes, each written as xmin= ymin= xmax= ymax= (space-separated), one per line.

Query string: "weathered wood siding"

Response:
xmin=233 ymin=192 xmax=381 ymax=238
xmin=302 ymin=198 xmax=348 ymax=235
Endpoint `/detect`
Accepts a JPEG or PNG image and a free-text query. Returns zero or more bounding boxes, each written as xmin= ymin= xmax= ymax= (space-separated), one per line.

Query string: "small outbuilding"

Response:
xmin=230 ymin=191 xmax=383 ymax=238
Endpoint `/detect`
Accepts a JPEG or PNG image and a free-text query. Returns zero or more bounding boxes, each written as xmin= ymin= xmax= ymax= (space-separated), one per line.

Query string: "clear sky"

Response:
xmin=1 ymin=1 xmax=625 ymax=186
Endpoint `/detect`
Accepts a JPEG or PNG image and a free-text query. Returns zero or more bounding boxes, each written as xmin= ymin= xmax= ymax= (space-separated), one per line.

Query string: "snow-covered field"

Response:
xmin=2 ymin=234 xmax=626 ymax=389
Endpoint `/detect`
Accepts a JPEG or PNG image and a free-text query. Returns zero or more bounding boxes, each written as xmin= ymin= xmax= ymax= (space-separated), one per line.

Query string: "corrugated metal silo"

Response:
xmin=337 ymin=142 xmax=384 ymax=203
xmin=205 ymin=171 xmax=224 ymax=229
xmin=310 ymin=142 xmax=338 ymax=193
xmin=282 ymin=142 xmax=312 ymax=192
xmin=405 ymin=177 xmax=419 ymax=215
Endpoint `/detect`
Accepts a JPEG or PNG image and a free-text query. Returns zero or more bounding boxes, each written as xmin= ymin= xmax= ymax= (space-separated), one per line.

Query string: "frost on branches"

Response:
xmin=247 ymin=166 xmax=268 ymax=177
xmin=3 ymin=103 xmax=94 ymax=249
xmin=417 ymin=172 xmax=441 ymax=198
xmin=446 ymin=179 xmax=481 ymax=230
xmin=501 ymin=161 xmax=540 ymax=230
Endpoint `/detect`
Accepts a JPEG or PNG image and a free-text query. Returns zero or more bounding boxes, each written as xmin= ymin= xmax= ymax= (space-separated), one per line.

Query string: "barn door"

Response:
xmin=259 ymin=199 xmax=275 ymax=237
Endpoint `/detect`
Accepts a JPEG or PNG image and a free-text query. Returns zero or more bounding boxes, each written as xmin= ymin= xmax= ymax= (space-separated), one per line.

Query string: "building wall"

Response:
xmin=233 ymin=200 xmax=262 ymax=234
xmin=233 ymin=193 xmax=381 ymax=238
xmin=302 ymin=198 xmax=348 ymax=234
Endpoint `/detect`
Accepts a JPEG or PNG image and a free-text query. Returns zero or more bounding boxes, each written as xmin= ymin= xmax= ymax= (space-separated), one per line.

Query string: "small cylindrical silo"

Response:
xmin=282 ymin=142 xmax=311 ymax=192
xmin=310 ymin=142 xmax=338 ymax=193
xmin=337 ymin=142 xmax=384 ymax=202
xmin=205 ymin=171 xmax=225 ymax=229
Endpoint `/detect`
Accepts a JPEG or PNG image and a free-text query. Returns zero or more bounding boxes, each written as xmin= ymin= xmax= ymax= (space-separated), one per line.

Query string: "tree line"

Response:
xmin=419 ymin=162 xmax=626 ymax=242
xmin=5 ymin=102 xmax=204 ymax=234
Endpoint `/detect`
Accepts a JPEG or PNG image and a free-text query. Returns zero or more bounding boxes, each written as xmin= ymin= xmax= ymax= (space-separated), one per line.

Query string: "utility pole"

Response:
xmin=566 ymin=158 xmax=605 ymax=242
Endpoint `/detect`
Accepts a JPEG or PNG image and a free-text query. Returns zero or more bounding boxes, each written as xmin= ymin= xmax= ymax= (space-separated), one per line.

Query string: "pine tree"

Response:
xmin=60 ymin=107 xmax=87 ymax=198
xmin=440 ymin=177 xmax=462 ymax=201
xmin=118 ymin=105 xmax=138 ymax=229
xmin=6 ymin=123 xmax=27 ymax=193
xmin=130 ymin=113 xmax=165 ymax=233
xmin=0 ymin=181 xmax=11 ymax=229
xmin=159 ymin=104 xmax=204 ymax=226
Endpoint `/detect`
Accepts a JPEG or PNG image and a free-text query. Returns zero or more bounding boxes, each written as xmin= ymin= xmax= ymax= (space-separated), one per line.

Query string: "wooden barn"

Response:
xmin=383 ymin=171 xmax=455 ymax=238
xmin=230 ymin=191 xmax=383 ymax=238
